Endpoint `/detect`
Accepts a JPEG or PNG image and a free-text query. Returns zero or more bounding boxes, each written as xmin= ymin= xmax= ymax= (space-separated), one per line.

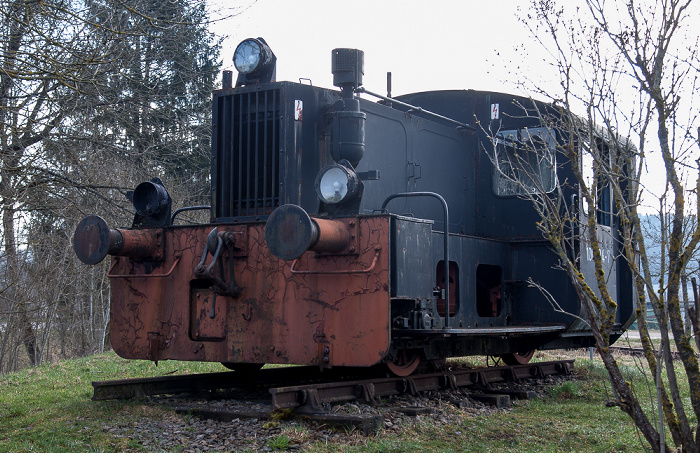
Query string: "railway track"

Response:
xmin=91 ymin=364 xmax=400 ymax=401
xmin=92 ymin=359 xmax=574 ymax=433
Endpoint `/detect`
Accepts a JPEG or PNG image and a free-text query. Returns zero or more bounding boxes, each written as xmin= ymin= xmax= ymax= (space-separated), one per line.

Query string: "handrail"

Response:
xmin=356 ymin=87 xmax=476 ymax=132
xmin=289 ymin=248 xmax=381 ymax=275
xmin=171 ymin=206 xmax=211 ymax=224
xmin=107 ymin=254 xmax=182 ymax=279
xmin=381 ymin=192 xmax=451 ymax=329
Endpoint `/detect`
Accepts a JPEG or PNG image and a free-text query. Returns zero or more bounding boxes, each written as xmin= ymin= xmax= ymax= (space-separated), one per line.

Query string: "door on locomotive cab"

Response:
xmin=409 ymin=124 xmax=470 ymax=233
xmin=410 ymin=120 xmax=471 ymax=318
xmin=356 ymin=102 xmax=412 ymax=214
xmin=490 ymin=127 xmax=565 ymax=324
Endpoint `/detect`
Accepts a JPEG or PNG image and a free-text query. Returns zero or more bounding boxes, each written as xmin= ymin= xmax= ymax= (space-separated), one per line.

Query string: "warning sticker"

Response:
xmin=491 ymin=103 xmax=499 ymax=120
xmin=295 ymin=100 xmax=303 ymax=121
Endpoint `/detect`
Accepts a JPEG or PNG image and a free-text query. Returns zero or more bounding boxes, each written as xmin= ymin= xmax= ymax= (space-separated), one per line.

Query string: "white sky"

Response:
xmin=211 ymin=0 xmax=533 ymax=96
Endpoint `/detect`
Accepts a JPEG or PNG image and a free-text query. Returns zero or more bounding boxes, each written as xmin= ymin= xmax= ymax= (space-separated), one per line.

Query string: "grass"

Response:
xmin=0 ymin=353 xmax=223 ymax=453
xmin=0 ymin=350 xmax=679 ymax=452
xmin=267 ymin=434 xmax=292 ymax=450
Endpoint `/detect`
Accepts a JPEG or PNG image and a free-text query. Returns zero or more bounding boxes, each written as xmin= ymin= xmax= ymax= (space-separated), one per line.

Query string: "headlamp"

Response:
xmin=315 ymin=163 xmax=359 ymax=205
xmin=128 ymin=177 xmax=172 ymax=227
xmin=133 ymin=180 xmax=169 ymax=217
xmin=234 ymin=39 xmax=264 ymax=74
xmin=233 ymin=38 xmax=276 ymax=87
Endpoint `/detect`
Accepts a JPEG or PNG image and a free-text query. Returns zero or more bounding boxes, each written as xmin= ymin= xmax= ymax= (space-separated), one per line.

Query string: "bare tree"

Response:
xmin=0 ymin=0 xmax=221 ymax=372
xmin=487 ymin=0 xmax=700 ymax=450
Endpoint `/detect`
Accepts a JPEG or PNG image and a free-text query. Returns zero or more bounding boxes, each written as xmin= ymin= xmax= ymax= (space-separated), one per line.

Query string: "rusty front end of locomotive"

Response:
xmin=74 ymin=198 xmax=393 ymax=369
xmin=99 ymin=218 xmax=390 ymax=368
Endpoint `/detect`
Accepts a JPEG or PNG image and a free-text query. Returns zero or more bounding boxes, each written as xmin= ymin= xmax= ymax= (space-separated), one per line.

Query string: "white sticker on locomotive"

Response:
xmin=491 ymin=103 xmax=499 ymax=120
xmin=295 ymin=100 xmax=303 ymax=121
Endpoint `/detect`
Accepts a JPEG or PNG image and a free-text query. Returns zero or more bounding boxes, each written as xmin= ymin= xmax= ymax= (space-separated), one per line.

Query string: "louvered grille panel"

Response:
xmin=214 ymin=89 xmax=281 ymax=219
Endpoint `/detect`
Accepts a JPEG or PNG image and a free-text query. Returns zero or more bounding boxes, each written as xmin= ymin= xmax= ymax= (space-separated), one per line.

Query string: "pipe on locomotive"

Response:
xmin=73 ymin=180 xmax=171 ymax=265
xmin=264 ymin=204 xmax=350 ymax=261
xmin=73 ymin=215 xmax=162 ymax=265
xmin=382 ymin=192 xmax=451 ymax=329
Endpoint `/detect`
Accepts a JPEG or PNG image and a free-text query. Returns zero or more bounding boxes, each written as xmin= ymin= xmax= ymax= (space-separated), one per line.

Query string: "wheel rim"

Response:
xmin=500 ymin=350 xmax=535 ymax=365
xmin=386 ymin=350 xmax=421 ymax=376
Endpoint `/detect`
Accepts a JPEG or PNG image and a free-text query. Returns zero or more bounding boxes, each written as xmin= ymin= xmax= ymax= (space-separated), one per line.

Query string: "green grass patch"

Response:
xmin=0 ymin=350 xmax=675 ymax=452
xmin=0 ymin=352 xmax=224 ymax=453
xmin=550 ymin=380 xmax=582 ymax=399
xmin=267 ymin=434 xmax=292 ymax=450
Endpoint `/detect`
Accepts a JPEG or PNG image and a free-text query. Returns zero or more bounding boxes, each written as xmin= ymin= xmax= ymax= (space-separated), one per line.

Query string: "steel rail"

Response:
xmin=269 ymin=360 xmax=574 ymax=413
xmin=91 ymin=366 xmax=379 ymax=401
xmin=91 ymin=360 xmax=574 ymax=406
xmin=92 ymin=366 xmax=325 ymax=401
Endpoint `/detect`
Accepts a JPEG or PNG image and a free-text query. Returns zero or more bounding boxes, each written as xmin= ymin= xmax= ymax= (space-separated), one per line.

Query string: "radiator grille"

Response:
xmin=214 ymin=89 xmax=281 ymax=219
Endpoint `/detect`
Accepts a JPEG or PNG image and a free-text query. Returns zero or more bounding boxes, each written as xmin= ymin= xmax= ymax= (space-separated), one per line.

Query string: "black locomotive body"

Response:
xmin=74 ymin=39 xmax=634 ymax=375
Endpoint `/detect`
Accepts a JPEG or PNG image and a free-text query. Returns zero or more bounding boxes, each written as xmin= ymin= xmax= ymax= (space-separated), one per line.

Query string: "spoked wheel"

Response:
xmin=221 ymin=363 xmax=264 ymax=374
xmin=500 ymin=350 xmax=535 ymax=365
xmin=385 ymin=350 xmax=421 ymax=376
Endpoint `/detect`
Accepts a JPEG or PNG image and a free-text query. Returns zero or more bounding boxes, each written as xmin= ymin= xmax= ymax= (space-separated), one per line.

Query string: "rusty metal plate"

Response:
xmin=190 ymin=290 xmax=227 ymax=340
xmin=108 ymin=216 xmax=392 ymax=368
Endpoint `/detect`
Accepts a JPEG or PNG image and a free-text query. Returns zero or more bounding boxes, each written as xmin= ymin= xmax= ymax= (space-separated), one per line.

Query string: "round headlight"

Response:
xmin=315 ymin=164 xmax=358 ymax=204
xmin=234 ymin=39 xmax=263 ymax=74
xmin=133 ymin=180 xmax=169 ymax=217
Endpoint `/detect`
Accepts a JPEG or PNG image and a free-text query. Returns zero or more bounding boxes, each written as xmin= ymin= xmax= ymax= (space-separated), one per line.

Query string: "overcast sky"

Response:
xmin=210 ymin=0 xmax=536 ymax=97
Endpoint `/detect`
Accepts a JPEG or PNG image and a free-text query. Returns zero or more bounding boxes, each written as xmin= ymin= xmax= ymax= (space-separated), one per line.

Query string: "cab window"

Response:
xmin=492 ymin=127 xmax=556 ymax=196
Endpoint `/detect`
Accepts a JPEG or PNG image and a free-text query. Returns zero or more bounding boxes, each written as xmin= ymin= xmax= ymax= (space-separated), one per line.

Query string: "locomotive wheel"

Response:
xmin=221 ymin=363 xmax=264 ymax=374
xmin=500 ymin=350 xmax=535 ymax=365
xmin=386 ymin=350 xmax=421 ymax=376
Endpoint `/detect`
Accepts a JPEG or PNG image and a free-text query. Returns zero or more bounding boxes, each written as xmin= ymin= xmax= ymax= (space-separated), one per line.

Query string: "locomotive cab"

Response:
xmin=73 ymin=38 xmax=635 ymax=375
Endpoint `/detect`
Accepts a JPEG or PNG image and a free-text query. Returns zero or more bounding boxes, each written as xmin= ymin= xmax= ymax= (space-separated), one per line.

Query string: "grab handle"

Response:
xmin=107 ymin=254 xmax=181 ymax=279
xmin=382 ymin=191 xmax=450 ymax=328
xmin=290 ymin=248 xmax=380 ymax=275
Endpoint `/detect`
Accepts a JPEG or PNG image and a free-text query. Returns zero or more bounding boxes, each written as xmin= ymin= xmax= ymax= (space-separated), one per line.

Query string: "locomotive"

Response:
xmin=73 ymin=38 xmax=635 ymax=376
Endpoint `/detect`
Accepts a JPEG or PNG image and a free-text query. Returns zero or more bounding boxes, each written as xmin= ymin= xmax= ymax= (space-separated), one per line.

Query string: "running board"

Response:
xmin=396 ymin=325 xmax=567 ymax=336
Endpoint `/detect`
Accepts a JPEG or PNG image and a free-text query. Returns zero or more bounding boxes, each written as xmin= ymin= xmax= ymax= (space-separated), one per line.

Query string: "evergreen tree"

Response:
xmin=0 ymin=0 xmax=222 ymax=371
